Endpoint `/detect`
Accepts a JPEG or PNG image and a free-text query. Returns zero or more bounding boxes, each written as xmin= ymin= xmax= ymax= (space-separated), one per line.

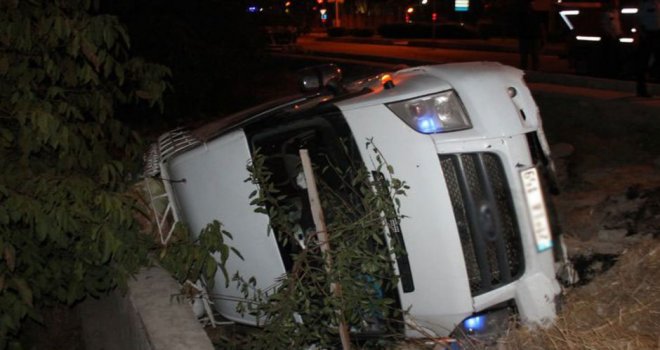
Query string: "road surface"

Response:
xmin=296 ymin=35 xmax=573 ymax=74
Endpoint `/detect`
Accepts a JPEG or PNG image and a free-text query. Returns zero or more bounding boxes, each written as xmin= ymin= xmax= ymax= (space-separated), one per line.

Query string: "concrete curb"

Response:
xmin=79 ymin=267 xmax=214 ymax=350
xmin=525 ymin=71 xmax=660 ymax=96
xmin=313 ymin=34 xmax=567 ymax=56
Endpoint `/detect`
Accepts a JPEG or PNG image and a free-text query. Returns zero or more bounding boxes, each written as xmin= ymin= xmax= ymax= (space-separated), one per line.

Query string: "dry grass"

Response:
xmin=497 ymin=238 xmax=660 ymax=350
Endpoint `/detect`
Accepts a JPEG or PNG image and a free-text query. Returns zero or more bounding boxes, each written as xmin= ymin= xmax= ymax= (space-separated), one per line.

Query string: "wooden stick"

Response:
xmin=299 ymin=149 xmax=351 ymax=350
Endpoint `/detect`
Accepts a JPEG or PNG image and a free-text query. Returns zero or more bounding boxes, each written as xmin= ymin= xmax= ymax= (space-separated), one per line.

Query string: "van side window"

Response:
xmin=246 ymin=109 xmax=412 ymax=300
xmin=248 ymin=115 xmax=349 ymax=271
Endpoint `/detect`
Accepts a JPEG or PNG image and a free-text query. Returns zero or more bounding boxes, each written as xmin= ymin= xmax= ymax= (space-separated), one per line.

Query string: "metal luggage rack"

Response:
xmin=158 ymin=127 xmax=202 ymax=162
xmin=143 ymin=127 xmax=202 ymax=176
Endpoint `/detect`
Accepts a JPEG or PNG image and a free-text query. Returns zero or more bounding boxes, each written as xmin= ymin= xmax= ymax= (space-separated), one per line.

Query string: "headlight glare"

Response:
xmin=386 ymin=90 xmax=471 ymax=134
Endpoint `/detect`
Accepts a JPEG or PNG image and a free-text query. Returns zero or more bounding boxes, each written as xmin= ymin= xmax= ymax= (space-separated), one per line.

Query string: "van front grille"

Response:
xmin=440 ymin=153 xmax=524 ymax=296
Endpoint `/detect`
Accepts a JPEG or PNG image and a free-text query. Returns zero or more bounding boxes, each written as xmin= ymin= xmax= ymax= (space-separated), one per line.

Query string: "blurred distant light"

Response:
xmin=559 ymin=10 xmax=579 ymax=30
xmin=455 ymin=0 xmax=469 ymax=12
xmin=576 ymin=35 xmax=601 ymax=41
xmin=407 ymin=7 xmax=414 ymax=13
xmin=422 ymin=0 xmax=429 ymax=4
xmin=432 ymin=12 xmax=437 ymax=21
xmin=248 ymin=6 xmax=257 ymax=13
xmin=621 ymin=8 xmax=638 ymax=14
xmin=285 ymin=1 xmax=291 ymax=7
xmin=317 ymin=0 xmax=324 ymax=3
xmin=619 ymin=37 xmax=634 ymax=43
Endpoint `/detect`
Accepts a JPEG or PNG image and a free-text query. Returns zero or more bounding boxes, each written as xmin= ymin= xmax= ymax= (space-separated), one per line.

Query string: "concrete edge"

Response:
xmin=79 ymin=266 xmax=214 ymax=350
xmin=313 ymin=35 xmax=567 ymax=56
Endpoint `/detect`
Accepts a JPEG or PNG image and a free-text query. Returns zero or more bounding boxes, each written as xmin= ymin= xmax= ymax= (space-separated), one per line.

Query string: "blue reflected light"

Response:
xmin=463 ymin=315 xmax=486 ymax=332
xmin=416 ymin=115 xmax=442 ymax=133
xmin=247 ymin=6 xmax=257 ymax=13
xmin=537 ymin=240 xmax=553 ymax=252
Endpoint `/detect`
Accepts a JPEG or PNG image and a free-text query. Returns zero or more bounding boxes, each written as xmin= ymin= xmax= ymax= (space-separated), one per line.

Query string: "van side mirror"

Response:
xmin=298 ymin=64 xmax=344 ymax=94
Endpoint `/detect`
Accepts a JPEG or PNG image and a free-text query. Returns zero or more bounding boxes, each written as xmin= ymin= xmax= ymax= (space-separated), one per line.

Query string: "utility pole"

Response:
xmin=299 ymin=149 xmax=351 ymax=350
xmin=335 ymin=0 xmax=341 ymax=27
xmin=432 ymin=0 xmax=437 ymax=39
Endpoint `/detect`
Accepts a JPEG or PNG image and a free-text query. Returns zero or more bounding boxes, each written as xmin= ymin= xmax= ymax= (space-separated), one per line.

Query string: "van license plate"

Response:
xmin=520 ymin=167 xmax=553 ymax=252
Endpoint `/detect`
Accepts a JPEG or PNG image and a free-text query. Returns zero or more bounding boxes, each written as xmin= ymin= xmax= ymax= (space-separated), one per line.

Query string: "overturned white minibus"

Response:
xmin=143 ymin=62 xmax=570 ymax=339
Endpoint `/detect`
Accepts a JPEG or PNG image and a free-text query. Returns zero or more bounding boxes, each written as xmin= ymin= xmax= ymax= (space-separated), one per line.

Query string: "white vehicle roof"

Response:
xmin=148 ymin=61 xmax=538 ymax=173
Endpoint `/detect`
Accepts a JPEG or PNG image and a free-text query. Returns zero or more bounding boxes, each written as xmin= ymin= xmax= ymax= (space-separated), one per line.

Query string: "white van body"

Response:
xmin=144 ymin=62 xmax=564 ymax=338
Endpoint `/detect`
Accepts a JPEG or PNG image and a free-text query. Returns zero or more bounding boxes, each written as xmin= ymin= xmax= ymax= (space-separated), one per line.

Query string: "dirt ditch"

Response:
xmin=488 ymin=87 xmax=660 ymax=349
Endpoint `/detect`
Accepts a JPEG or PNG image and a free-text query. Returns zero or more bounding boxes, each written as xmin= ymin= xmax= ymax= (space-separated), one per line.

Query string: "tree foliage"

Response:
xmin=0 ymin=0 xmax=170 ymax=347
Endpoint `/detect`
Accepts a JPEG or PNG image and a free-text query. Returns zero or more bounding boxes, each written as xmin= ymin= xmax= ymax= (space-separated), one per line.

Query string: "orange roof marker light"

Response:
xmin=381 ymin=74 xmax=395 ymax=89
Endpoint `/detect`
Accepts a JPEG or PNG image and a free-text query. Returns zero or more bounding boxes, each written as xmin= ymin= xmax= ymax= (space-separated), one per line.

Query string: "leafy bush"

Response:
xmin=378 ymin=22 xmax=478 ymax=39
xmin=349 ymin=28 xmax=375 ymax=38
xmin=327 ymin=26 xmax=348 ymax=37
xmin=378 ymin=23 xmax=431 ymax=38
xmin=0 ymin=1 xmax=171 ymax=347
xmin=327 ymin=27 xmax=374 ymax=38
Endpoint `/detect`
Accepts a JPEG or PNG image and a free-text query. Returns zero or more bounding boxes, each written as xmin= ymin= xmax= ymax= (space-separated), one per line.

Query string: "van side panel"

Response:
xmin=167 ymin=130 xmax=285 ymax=325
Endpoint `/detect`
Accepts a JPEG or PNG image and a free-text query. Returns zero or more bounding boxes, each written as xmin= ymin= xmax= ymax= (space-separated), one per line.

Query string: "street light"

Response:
xmin=405 ymin=6 xmax=414 ymax=23
xmin=420 ymin=0 xmax=438 ymax=39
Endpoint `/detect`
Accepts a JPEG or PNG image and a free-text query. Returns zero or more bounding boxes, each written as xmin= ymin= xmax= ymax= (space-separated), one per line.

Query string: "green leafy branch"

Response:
xmin=226 ymin=141 xmax=410 ymax=349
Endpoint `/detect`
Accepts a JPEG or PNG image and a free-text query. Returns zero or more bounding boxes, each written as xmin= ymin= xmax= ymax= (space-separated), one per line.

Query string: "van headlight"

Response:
xmin=386 ymin=90 xmax=472 ymax=134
